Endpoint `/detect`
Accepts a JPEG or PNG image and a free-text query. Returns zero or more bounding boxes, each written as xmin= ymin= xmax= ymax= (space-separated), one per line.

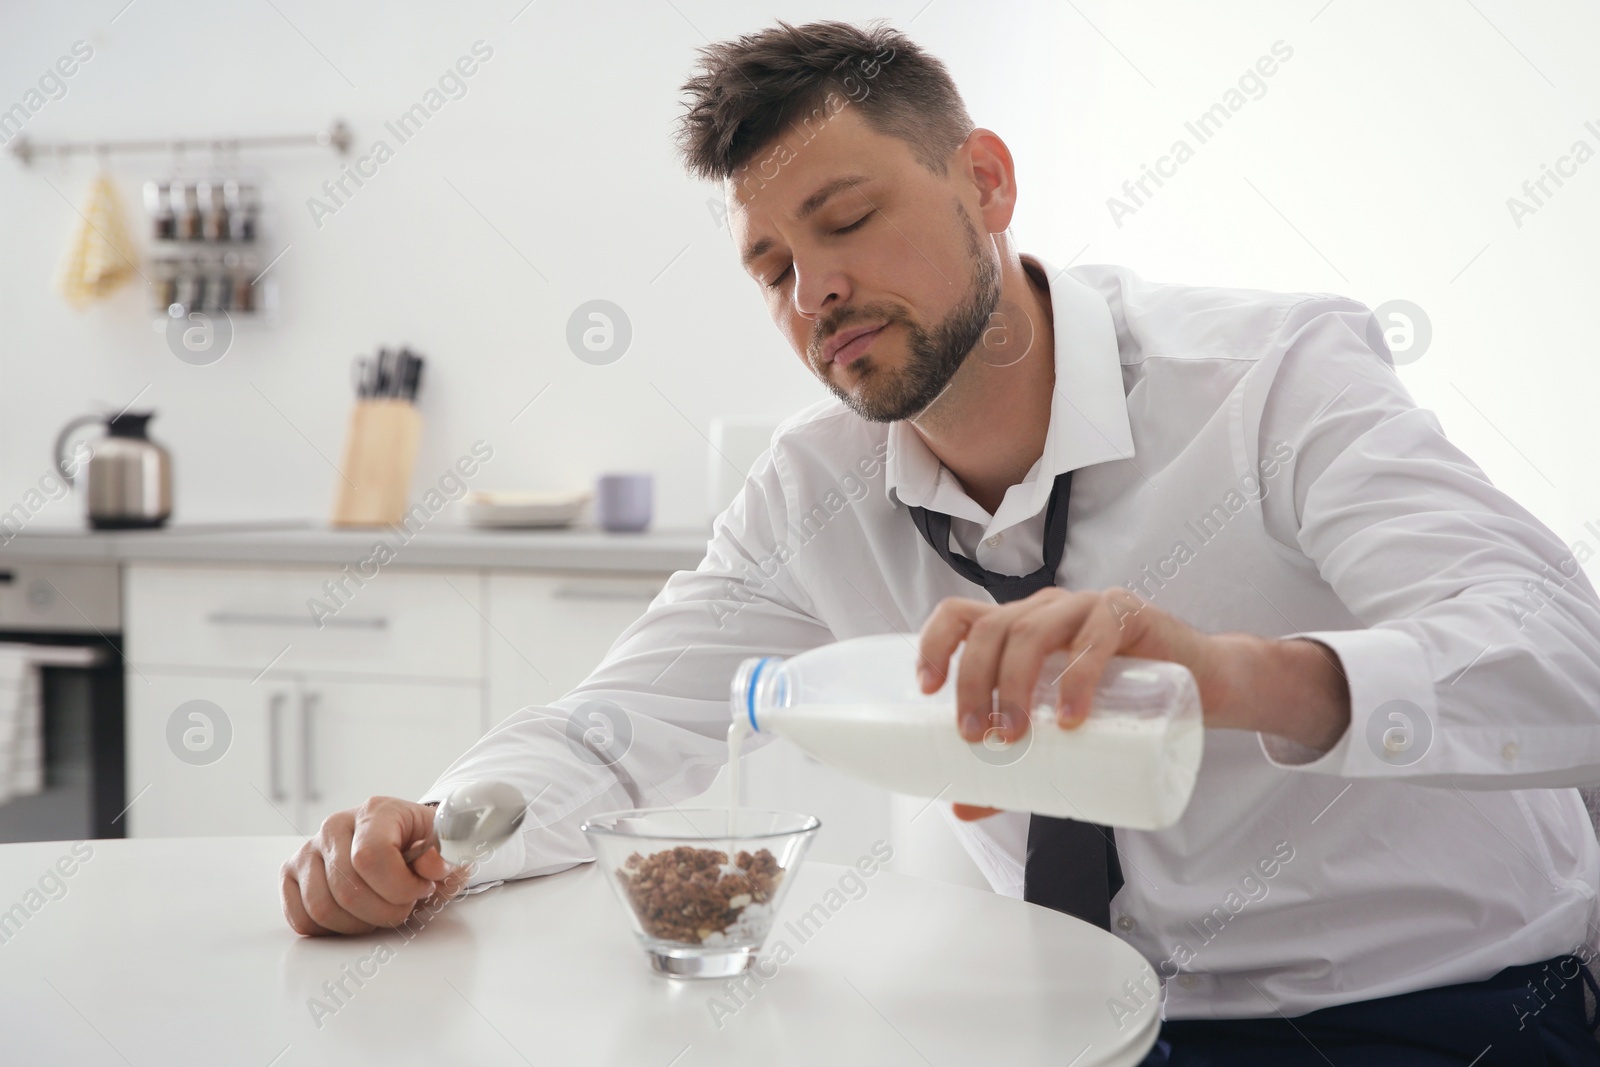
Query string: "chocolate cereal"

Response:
xmin=616 ymin=845 xmax=782 ymax=943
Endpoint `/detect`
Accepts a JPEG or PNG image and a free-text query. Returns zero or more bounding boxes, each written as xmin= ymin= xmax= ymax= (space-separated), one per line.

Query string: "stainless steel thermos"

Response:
xmin=54 ymin=412 xmax=173 ymax=529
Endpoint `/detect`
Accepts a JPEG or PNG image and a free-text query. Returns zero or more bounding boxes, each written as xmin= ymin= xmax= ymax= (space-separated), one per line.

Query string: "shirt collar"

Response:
xmin=883 ymin=256 xmax=1136 ymax=529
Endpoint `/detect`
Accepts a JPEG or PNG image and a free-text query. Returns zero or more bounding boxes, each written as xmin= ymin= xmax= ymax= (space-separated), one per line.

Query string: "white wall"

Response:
xmin=2 ymin=0 xmax=1597 ymax=566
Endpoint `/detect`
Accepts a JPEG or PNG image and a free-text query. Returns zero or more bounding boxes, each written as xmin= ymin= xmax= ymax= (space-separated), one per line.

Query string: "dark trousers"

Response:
xmin=1139 ymin=954 xmax=1600 ymax=1066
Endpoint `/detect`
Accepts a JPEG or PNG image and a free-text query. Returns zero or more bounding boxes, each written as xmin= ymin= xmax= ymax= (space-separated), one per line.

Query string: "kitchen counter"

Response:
xmin=0 ymin=521 xmax=711 ymax=574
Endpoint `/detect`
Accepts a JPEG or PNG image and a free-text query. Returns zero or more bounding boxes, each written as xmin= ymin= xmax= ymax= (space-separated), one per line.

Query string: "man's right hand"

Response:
xmin=280 ymin=796 xmax=473 ymax=936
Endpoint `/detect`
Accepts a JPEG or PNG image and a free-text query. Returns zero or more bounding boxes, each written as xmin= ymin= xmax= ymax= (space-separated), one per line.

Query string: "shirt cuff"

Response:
xmin=1256 ymin=627 xmax=1436 ymax=777
xmin=460 ymin=826 xmax=526 ymax=888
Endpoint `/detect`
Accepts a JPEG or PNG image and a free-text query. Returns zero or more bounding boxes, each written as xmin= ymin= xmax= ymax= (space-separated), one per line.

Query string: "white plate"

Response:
xmin=462 ymin=491 xmax=590 ymax=528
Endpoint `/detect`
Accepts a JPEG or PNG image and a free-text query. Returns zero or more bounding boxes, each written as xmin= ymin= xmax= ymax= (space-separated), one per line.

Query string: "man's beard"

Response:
xmin=807 ymin=211 xmax=1001 ymax=424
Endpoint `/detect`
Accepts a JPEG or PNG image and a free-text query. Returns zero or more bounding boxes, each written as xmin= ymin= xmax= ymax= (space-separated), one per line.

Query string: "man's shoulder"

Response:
xmin=1065 ymin=263 xmax=1379 ymax=368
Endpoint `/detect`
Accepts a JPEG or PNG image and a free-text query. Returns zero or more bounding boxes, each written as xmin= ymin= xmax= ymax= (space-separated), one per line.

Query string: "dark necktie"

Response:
xmin=907 ymin=469 xmax=1125 ymax=930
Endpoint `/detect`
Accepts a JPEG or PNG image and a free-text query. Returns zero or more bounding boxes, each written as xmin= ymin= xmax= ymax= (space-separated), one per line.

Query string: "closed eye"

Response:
xmin=761 ymin=211 xmax=871 ymax=288
xmin=834 ymin=212 xmax=873 ymax=235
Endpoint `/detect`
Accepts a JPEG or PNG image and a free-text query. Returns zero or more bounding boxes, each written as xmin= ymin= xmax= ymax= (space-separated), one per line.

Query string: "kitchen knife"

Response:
xmin=400 ymin=348 xmax=423 ymax=402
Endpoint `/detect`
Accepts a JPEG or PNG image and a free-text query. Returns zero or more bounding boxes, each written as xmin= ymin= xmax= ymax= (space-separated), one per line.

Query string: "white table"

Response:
xmin=0 ymin=837 xmax=1160 ymax=1065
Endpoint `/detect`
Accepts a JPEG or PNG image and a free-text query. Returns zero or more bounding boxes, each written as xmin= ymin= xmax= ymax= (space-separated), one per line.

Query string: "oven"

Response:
xmin=0 ymin=560 xmax=125 ymax=843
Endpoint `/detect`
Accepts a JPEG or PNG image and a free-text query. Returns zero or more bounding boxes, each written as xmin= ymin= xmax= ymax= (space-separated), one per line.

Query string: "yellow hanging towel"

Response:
xmin=56 ymin=171 xmax=140 ymax=309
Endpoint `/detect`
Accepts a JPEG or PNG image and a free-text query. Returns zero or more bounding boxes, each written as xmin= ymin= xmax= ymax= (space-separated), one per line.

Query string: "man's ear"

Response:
xmin=958 ymin=128 xmax=1018 ymax=234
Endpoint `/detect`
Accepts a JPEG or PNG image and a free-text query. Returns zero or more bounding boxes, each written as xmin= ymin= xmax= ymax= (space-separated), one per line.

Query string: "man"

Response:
xmin=281 ymin=20 xmax=1600 ymax=1064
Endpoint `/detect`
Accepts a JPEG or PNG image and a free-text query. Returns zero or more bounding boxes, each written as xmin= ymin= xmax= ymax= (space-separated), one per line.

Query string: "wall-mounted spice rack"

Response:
xmin=146 ymin=175 xmax=270 ymax=317
xmin=9 ymin=120 xmax=350 ymax=322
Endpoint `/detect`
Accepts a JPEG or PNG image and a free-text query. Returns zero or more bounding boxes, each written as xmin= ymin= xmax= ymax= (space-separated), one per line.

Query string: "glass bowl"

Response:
xmin=580 ymin=807 xmax=821 ymax=979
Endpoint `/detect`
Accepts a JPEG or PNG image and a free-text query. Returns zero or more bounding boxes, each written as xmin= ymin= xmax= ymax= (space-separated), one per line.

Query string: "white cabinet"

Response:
xmin=126 ymin=674 xmax=298 ymax=837
xmin=123 ymin=562 xmax=492 ymax=838
xmin=485 ymin=572 xmax=668 ymax=723
xmin=126 ymin=563 xmax=485 ymax=681
xmin=122 ymin=563 xmax=671 ymax=839
xmin=126 ymin=671 xmax=482 ymax=837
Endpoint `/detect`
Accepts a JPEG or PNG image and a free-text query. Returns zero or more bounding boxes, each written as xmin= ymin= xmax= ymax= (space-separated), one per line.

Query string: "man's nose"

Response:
xmin=793 ymin=263 xmax=851 ymax=319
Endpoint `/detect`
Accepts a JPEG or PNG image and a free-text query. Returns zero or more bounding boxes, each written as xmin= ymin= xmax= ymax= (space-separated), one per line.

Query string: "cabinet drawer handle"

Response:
xmin=301 ymin=690 xmax=321 ymax=803
xmin=207 ymin=612 xmax=388 ymax=630
xmin=550 ymin=583 xmax=662 ymax=602
xmin=268 ymin=692 xmax=289 ymax=803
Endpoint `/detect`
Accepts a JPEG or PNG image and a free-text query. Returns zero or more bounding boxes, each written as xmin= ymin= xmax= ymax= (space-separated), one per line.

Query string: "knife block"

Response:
xmin=331 ymin=399 xmax=422 ymax=527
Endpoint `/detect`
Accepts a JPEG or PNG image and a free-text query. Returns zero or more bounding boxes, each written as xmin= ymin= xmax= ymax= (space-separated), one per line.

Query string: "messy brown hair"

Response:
xmin=676 ymin=20 xmax=974 ymax=183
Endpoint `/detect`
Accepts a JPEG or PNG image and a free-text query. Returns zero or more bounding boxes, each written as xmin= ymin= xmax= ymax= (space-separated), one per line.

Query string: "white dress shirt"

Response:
xmin=423 ymin=257 xmax=1600 ymax=1020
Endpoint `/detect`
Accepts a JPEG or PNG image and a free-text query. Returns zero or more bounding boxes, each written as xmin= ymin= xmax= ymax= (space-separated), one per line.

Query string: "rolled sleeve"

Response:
xmin=1257 ymin=627 xmax=1436 ymax=775
xmin=1251 ymin=298 xmax=1600 ymax=788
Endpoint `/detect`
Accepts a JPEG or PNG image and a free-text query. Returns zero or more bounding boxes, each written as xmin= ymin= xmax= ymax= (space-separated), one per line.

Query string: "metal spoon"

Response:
xmin=403 ymin=780 xmax=527 ymax=869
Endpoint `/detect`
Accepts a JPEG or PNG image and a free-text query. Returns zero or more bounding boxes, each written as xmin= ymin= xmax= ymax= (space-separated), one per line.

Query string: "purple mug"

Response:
xmin=594 ymin=473 xmax=653 ymax=532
